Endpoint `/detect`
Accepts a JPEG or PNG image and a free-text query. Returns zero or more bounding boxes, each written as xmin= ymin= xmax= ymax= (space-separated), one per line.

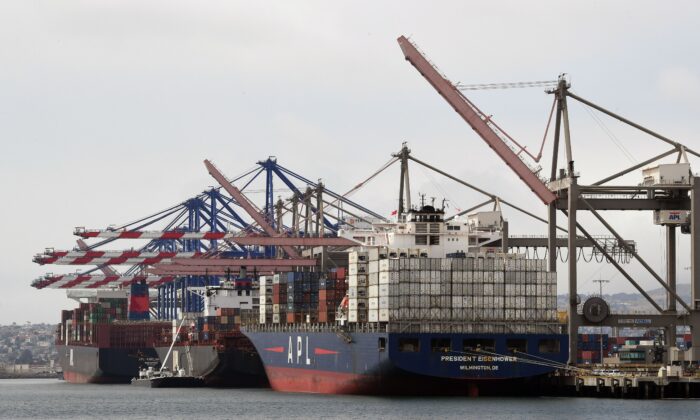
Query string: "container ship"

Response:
xmin=56 ymin=282 xmax=170 ymax=384
xmin=242 ymin=203 xmax=567 ymax=395
xmin=152 ymin=278 xmax=268 ymax=387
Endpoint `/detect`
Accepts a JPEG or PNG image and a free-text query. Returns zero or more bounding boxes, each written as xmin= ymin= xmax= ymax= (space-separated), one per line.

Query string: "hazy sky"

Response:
xmin=1 ymin=1 xmax=699 ymax=323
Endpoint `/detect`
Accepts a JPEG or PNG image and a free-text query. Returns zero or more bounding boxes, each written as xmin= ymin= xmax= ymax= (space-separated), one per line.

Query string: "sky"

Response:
xmin=1 ymin=1 xmax=699 ymax=323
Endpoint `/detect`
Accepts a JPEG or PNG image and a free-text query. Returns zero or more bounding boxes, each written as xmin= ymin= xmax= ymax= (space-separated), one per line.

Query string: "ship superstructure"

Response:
xmin=338 ymin=201 xmax=504 ymax=258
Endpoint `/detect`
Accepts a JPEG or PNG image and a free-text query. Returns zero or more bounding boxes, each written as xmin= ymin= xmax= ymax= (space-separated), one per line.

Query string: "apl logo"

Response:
xmin=669 ymin=213 xmax=681 ymax=220
xmin=264 ymin=336 xmax=339 ymax=365
xmin=288 ymin=336 xmax=312 ymax=365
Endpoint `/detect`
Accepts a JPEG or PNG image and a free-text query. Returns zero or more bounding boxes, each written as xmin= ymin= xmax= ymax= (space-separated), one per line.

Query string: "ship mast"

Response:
xmin=394 ymin=143 xmax=412 ymax=216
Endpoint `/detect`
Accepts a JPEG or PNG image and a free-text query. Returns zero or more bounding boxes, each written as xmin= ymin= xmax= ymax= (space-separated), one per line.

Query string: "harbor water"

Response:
xmin=0 ymin=379 xmax=698 ymax=419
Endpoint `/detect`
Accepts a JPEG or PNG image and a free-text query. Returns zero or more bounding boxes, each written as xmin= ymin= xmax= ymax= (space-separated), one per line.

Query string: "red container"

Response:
xmin=319 ymin=312 xmax=334 ymax=323
xmin=580 ymin=350 xmax=599 ymax=360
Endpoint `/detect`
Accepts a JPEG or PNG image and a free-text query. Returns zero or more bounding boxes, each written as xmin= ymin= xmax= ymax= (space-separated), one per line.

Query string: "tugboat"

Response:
xmin=132 ymin=318 xmax=204 ymax=388
xmin=131 ymin=366 xmax=204 ymax=388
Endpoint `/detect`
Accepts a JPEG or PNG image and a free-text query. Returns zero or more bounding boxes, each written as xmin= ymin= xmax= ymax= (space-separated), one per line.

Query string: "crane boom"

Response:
xmin=77 ymin=239 xmax=119 ymax=276
xmin=33 ymin=250 xmax=200 ymax=265
xmin=74 ymin=228 xmax=235 ymax=240
xmin=32 ymin=274 xmax=175 ymax=289
xmin=204 ymin=159 xmax=300 ymax=257
xmin=397 ymin=36 xmax=556 ymax=205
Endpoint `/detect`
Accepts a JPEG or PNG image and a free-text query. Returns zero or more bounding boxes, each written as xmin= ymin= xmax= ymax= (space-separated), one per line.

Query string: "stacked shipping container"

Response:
xmin=59 ymin=298 xmax=128 ymax=344
xmin=348 ymin=250 xmax=372 ymax=323
xmin=319 ymin=268 xmax=347 ymax=323
xmin=577 ymin=333 xmax=609 ymax=364
xmin=57 ymin=297 xmax=169 ymax=348
xmin=286 ymin=272 xmax=320 ymax=323
xmin=188 ymin=308 xmax=243 ymax=342
xmin=259 ymin=276 xmax=274 ymax=324
xmin=349 ymin=249 xmax=558 ymax=329
xmin=259 ymin=269 xmax=348 ymax=324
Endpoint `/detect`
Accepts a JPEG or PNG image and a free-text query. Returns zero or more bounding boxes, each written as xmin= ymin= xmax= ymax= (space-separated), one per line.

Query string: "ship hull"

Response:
xmin=57 ymin=344 xmax=160 ymax=384
xmin=244 ymin=330 xmax=568 ymax=395
xmin=154 ymin=337 xmax=268 ymax=387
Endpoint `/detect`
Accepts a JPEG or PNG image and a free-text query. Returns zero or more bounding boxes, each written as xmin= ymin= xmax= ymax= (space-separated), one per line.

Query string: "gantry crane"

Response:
xmin=398 ymin=35 xmax=700 ymax=364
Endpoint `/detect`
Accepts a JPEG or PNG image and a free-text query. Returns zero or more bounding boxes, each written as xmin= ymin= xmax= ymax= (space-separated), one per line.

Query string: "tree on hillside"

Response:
xmin=15 ymin=349 xmax=33 ymax=364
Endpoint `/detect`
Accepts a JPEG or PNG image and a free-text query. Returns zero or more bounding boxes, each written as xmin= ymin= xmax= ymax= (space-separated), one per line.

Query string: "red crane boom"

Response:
xmin=397 ymin=36 xmax=556 ymax=205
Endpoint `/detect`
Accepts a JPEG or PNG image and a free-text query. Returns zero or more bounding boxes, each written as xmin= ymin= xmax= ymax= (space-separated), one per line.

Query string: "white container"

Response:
xmin=348 ymin=287 xmax=367 ymax=299
xmin=378 ymin=308 xmax=390 ymax=322
xmin=378 ymin=271 xmax=390 ymax=285
xmin=349 ymin=251 xmax=368 ymax=263
xmin=348 ymin=298 xmax=368 ymax=310
xmin=368 ymin=285 xmax=379 ymax=298
xmin=654 ymin=210 xmax=690 ymax=226
xmin=348 ymin=262 xmax=368 ymax=275
xmin=368 ymin=260 xmax=379 ymax=274
xmin=642 ymin=163 xmax=690 ymax=185
xmin=419 ymin=283 xmax=430 ymax=295
xmin=348 ymin=274 xmax=367 ymax=287
xmin=368 ymin=309 xmax=379 ymax=322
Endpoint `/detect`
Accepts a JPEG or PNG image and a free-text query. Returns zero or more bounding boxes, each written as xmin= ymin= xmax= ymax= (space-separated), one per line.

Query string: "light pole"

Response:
xmin=593 ymin=278 xmax=610 ymax=364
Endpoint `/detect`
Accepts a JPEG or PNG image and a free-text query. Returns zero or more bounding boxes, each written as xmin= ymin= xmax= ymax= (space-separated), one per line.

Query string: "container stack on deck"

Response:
xmin=57 ymin=296 xmax=169 ymax=350
xmin=259 ymin=276 xmax=274 ymax=324
xmin=259 ymin=269 xmax=348 ymax=325
xmin=59 ymin=298 xmax=128 ymax=345
xmin=284 ymin=272 xmax=317 ymax=323
xmin=190 ymin=309 xmax=242 ymax=342
xmin=348 ymin=251 xmax=370 ymax=323
xmin=319 ymin=268 xmax=347 ymax=323
xmin=348 ymin=248 xmax=557 ymax=332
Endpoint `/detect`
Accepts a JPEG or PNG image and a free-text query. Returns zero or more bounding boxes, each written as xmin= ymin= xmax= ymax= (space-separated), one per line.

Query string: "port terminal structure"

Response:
xmin=30 ymin=34 xmax=700 ymax=397
xmin=34 ymin=145 xmax=626 ymax=316
xmin=32 ymin=158 xmax=385 ymax=319
xmin=398 ymin=34 xmax=700 ymax=381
